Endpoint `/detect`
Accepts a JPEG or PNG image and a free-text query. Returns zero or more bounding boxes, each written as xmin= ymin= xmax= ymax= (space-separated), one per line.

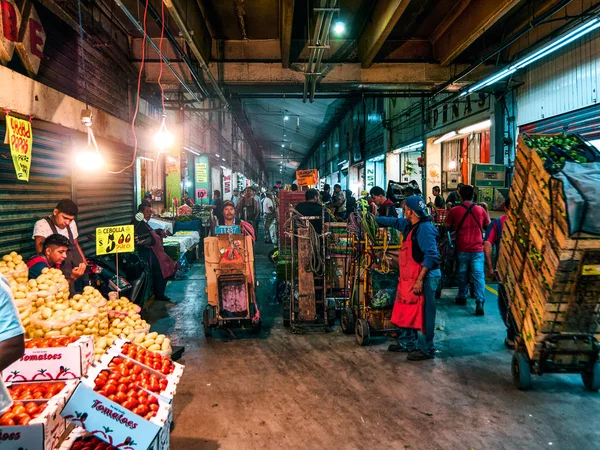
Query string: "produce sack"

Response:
xmin=554 ymin=161 xmax=600 ymax=235
xmin=370 ymin=270 xmax=398 ymax=309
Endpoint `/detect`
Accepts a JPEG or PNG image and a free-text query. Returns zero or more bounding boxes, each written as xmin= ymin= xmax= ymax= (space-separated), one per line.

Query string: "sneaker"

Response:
xmin=455 ymin=297 xmax=467 ymax=306
xmin=388 ymin=344 xmax=414 ymax=353
xmin=407 ymin=349 xmax=434 ymax=361
xmin=504 ymin=338 xmax=515 ymax=349
xmin=475 ymin=302 xmax=484 ymax=316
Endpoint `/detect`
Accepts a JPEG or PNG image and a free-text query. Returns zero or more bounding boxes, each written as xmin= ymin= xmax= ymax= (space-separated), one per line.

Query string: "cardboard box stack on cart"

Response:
xmin=60 ymin=339 xmax=184 ymax=450
xmin=497 ymin=133 xmax=600 ymax=363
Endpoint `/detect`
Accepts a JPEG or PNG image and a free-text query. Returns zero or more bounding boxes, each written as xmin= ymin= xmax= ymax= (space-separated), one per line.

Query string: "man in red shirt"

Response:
xmin=444 ymin=184 xmax=490 ymax=316
xmin=369 ymin=186 xmax=398 ymax=218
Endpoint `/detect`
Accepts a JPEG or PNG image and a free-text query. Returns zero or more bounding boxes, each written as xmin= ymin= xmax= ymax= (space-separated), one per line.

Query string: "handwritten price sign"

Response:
xmin=96 ymin=225 xmax=135 ymax=256
xmin=4 ymin=116 xmax=33 ymax=181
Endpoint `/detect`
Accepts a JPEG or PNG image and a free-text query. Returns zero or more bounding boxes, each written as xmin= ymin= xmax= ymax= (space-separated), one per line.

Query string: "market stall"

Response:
xmin=0 ymin=252 xmax=184 ymax=450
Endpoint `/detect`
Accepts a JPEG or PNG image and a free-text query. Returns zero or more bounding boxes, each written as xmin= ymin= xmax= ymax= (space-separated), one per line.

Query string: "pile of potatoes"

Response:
xmin=2 ymin=253 xmax=172 ymax=359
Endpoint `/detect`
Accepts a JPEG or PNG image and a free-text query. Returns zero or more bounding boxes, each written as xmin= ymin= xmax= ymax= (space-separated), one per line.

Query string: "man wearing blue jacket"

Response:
xmin=376 ymin=196 xmax=441 ymax=360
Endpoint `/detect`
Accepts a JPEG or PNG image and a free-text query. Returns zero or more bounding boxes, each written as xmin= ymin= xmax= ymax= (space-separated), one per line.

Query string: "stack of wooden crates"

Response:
xmin=497 ymin=134 xmax=600 ymax=363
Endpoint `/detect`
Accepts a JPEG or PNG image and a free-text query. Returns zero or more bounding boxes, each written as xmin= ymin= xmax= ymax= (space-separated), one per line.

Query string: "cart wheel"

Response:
xmin=581 ymin=363 xmax=600 ymax=391
xmin=355 ymin=319 xmax=370 ymax=346
xmin=202 ymin=307 xmax=212 ymax=338
xmin=340 ymin=307 xmax=355 ymax=335
xmin=512 ymin=351 xmax=532 ymax=390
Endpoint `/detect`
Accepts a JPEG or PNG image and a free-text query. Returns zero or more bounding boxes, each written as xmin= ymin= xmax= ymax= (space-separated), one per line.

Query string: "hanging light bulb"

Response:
xmin=75 ymin=110 xmax=104 ymax=171
xmin=154 ymin=114 xmax=174 ymax=153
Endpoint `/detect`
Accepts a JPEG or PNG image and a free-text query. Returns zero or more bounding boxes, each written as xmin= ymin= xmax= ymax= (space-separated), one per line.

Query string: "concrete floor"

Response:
xmin=146 ymin=239 xmax=600 ymax=450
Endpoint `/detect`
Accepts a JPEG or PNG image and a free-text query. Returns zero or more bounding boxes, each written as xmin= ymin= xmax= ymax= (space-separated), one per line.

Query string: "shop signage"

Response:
xmin=471 ymin=163 xmax=506 ymax=188
xmin=296 ymin=169 xmax=318 ymax=186
xmin=95 ymin=225 xmax=135 ymax=256
xmin=427 ymin=93 xmax=490 ymax=133
xmin=195 ymin=162 xmax=208 ymax=183
xmin=4 ymin=115 xmax=33 ymax=181
xmin=196 ymin=188 xmax=207 ymax=199
xmin=223 ymin=174 xmax=231 ymax=194
xmin=0 ymin=0 xmax=46 ymax=75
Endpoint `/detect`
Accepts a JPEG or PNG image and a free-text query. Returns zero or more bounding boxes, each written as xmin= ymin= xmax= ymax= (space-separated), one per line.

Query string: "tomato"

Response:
xmin=14 ymin=412 xmax=29 ymax=422
xmin=0 ymin=418 xmax=15 ymax=425
xmin=12 ymin=404 xmax=25 ymax=415
xmin=18 ymin=415 xmax=31 ymax=425
xmin=108 ymin=373 xmax=121 ymax=382
xmin=108 ymin=394 xmax=118 ymax=402
xmin=149 ymin=403 xmax=159 ymax=412
xmin=32 ymin=391 xmax=44 ymax=399
xmin=116 ymin=384 xmax=128 ymax=393
xmin=121 ymin=399 xmax=136 ymax=411
xmin=104 ymin=384 xmax=117 ymax=395
xmin=24 ymin=402 xmax=38 ymax=414
xmin=115 ymin=392 xmax=128 ymax=403
xmin=95 ymin=379 xmax=106 ymax=389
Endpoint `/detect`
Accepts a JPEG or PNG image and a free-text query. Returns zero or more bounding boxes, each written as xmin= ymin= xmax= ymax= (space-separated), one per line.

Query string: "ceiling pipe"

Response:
xmin=140 ymin=0 xmax=209 ymax=98
xmin=432 ymin=0 xmax=574 ymax=98
xmin=114 ymin=0 xmax=201 ymax=101
xmin=163 ymin=0 xmax=229 ymax=107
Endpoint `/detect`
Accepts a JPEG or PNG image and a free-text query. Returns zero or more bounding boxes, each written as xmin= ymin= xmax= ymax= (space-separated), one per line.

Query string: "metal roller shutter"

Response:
xmin=520 ymin=103 xmax=600 ymax=140
xmin=74 ymin=139 xmax=135 ymax=256
xmin=0 ymin=122 xmax=72 ymax=257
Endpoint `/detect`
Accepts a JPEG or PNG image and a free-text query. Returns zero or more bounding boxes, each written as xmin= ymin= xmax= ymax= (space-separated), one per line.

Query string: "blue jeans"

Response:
xmin=457 ymin=252 xmax=485 ymax=304
xmin=398 ymin=274 xmax=440 ymax=355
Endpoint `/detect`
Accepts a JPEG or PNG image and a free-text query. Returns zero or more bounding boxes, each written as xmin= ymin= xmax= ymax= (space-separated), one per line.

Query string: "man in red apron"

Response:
xmin=376 ymin=196 xmax=441 ymax=361
xmin=134 ymin=203 xmax=176 ymax=302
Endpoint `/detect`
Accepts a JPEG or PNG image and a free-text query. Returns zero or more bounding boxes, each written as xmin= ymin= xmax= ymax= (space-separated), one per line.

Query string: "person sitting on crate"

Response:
xmin=444 ymin=184 xmax=490 ymax=316
xmin=133 ymin=202 xmax=176 ymax=302
xmin=376 ymin=196 xmax=441 ymax=361
xmin=483 ymin=197 xmax=516 ymax=349
xmin=295 ymin=189 xmax=332 ymax=236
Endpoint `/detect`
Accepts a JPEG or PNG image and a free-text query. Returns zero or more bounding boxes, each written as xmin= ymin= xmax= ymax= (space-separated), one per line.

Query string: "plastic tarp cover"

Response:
xmin=554 ymin=162 xmax=600 ymax=235
xmin=370 ymin=271 xmax=398 ymax=309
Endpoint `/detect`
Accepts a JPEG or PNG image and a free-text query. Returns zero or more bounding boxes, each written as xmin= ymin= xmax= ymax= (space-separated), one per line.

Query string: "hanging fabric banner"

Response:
xmin=4 ymin=115 xmax=33 ymax=181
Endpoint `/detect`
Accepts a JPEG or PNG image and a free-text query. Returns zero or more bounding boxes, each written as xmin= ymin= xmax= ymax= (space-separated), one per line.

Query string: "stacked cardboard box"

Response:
xmin=497 ymin=134 xmax=600 ymax=362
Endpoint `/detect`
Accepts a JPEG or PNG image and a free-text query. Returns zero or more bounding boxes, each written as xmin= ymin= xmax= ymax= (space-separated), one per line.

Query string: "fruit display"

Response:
xmin=24 ymin=336 xmax=79 ymax=348
xmin=522 ymin=133 xmax=600 ymax=172
xmin=66 ymin=434 xmax=119 ymax=450
xmin=106 ymin=357 xmax=169 ymax=394
xmin=121 ymin=341 xmax=174 ymax=374
xmin=7 ymin=381 xmax=66 ymax=400
xmin=92 ymin=369 xmax=160 ymax=420
xmin=0 ymin=401 xmax=48 ymax=425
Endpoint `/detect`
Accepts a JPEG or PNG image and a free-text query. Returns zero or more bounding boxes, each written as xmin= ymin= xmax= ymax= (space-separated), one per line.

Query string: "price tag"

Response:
xmin=96 ymin=225 xmax=135 ymax=255
xmin=581 ymin=265 xmax=600 ymax=276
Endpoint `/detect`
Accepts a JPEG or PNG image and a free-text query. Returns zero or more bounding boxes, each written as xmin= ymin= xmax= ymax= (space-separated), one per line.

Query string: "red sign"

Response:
xmin=0 ymin=0 xmax=45 ymax=75
xmin=224 ymin=174 xmax=231 ymax=194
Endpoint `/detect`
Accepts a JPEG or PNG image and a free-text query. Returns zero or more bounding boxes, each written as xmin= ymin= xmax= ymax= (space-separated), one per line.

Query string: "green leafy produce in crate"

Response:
xmin=523 ymin=134 xmax=600 ymax=172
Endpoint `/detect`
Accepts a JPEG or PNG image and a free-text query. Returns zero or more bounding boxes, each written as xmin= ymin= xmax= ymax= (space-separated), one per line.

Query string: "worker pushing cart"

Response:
xmin=202 ymin=201 xmax=261 ymax=336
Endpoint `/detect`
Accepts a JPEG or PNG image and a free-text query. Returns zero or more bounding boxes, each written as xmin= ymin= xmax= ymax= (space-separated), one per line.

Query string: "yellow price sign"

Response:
xmin=96 ymin=225 xmax=135 ymax=255
xmin=581 ymin=265 xmax=600 ymax=276
xmin=5 ymin=115 xmax=33 ymax=181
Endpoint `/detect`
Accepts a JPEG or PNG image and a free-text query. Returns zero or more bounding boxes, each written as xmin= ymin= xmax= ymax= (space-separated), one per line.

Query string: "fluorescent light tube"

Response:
xmin=458 ymin=120 xmax=492 ymax=134
xmin=183 ymin=146 xmax=200 ymax=156
xmin=433 ymin=131 xmax=457 ymax=145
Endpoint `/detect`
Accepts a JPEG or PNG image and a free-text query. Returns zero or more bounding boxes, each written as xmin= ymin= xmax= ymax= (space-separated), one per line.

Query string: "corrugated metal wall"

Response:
xmin=0 ymin=122 xmax=135 ymax=258
xmin=517 ymin=30 xmax=600 ymax=126
xmin=519 ymin=102 xmax=600 ymax=140
xmin=0 ymin=122 xmax=72 ymax=257
xmin=73 ymin=137 xmax=135 ymax=256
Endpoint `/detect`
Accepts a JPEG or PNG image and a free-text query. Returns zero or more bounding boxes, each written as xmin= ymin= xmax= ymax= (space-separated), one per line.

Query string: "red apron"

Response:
xmin=149 ymin=229 xmax=176 ymax=279
xmin=390 ymin=228 xmax=425 ymax=333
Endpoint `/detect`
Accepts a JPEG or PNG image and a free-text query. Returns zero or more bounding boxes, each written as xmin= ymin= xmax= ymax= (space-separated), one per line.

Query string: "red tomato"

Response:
xmin=104 ymin=384 xmax=117 ymax=395
xmin=108 ymin=394 xmax=117 ymax=402
xmin=115 ymin=392 xmax=128 ymax=403
xmin=18 ymin=415 xmax=31 ymax=425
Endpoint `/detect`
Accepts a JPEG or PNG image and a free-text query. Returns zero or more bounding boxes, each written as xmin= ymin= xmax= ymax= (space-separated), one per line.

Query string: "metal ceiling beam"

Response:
xmin=429 ymin=0 xmax=471 ymax=45
xmin=281 ymin=0 xmax=295 ymax=68
xmin=358 ymin=0 xmax=414 ymax=69
xmin=434 ymin=0 xmax=521 ymax=67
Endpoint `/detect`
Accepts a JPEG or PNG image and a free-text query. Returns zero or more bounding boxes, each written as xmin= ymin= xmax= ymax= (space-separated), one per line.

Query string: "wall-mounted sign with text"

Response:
xmin=427 ymin=93 xmax=490 ymax=133
xmin=4 ymin=115 xmax=32 ymax=181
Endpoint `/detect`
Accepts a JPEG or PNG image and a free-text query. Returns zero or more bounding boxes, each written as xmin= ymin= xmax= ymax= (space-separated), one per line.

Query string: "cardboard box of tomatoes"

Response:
xmin=108 ymin=339 xmax=184 ymax=380
xmin=3 ymin=336 xmax=94 ymax=382
xmin=5 ymin=380 xmax=78 ymax=408
xmin=0 ymin=398 xmax=66 ymax=450
xmin=61 ymin=365 xmax=172 ymax=450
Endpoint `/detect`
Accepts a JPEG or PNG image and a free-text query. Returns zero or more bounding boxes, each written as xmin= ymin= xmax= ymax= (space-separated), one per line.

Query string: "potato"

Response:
xmin=148 ymin=344 xmax=161 ymax=351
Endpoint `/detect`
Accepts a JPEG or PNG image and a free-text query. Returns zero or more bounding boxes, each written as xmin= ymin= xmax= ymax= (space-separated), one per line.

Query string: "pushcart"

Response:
xmin=202 ymin=228 xmax=261 ymax=336
xmin=324 ymin=222 xmax=353 ymax=324
xmin=342 ymin=223 xmax=403 ymax=346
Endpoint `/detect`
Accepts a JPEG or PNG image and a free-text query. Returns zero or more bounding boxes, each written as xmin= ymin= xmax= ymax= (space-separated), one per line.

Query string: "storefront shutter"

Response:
xmin=0 ymin=122 xmax=72 ymax=257
xmin=519 ymin=103 xmax=600 ymax=139
xmin=74 ymin=139 xmax=135 ymax=256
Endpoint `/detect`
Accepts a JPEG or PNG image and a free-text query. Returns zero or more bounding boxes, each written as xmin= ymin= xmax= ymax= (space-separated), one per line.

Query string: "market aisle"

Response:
xmin=145 ymin=245 xmax=600 ymax=450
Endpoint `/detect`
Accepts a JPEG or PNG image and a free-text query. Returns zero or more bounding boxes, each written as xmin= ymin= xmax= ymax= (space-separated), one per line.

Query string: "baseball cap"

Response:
xmin=222 ymin=200 xmax=235 ymax=211
xmin=404 ymin=195 xmax=429 ymax=218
